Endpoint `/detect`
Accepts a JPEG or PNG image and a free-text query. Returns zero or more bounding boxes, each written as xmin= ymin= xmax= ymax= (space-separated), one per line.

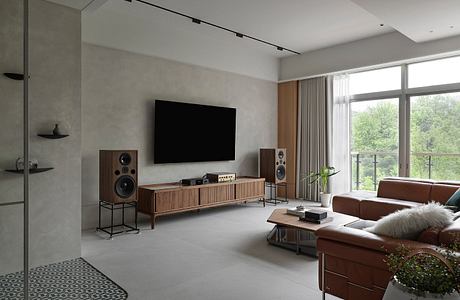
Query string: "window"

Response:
xmin=345 ymin=55 xmax=460 ymax=191
xmin=349 ymin=66 xmax=401 ymax=95
xmin=409 ymin=56 xmax=460 ymax=88
xmin=351 ymin=99 xmax=399 ymax=190
xmin=410 ymin=92 xmax=460 ymax=180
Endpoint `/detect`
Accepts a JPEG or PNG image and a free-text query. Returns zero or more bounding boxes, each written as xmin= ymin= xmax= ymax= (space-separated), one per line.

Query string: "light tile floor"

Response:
xmin=82 ymin=200 xmax=340 ymax=300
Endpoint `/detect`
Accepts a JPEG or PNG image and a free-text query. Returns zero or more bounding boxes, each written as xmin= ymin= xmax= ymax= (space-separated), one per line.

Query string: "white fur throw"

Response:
xmin=364 ymin=203 xmax=454 ymax=239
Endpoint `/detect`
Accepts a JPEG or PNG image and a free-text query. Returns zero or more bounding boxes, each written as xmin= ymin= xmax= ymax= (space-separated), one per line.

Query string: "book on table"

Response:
xmin=299 ymin=216 xmax=333 ymax=224
xmin=287 ymin=207 xmax=308 ymax=217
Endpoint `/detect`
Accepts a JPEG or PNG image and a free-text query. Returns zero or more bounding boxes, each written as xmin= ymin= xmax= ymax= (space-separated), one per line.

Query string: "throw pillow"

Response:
xmin=364 ymin=202 xmax=453 ymax=240
xmin=445 ymin=188 xmax=460 ymax=208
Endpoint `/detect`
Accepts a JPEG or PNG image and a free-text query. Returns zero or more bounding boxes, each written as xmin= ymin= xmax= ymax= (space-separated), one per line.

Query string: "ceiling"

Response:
xmin=45 ymin=0 xmax=460 ymax=56
xmin=351 ymin=0 xmax=460 ymax=43
xmin=48 ymin=0 xmax=393 ymax=56
xmin=45 ymin=0 xmax=93 ymax=10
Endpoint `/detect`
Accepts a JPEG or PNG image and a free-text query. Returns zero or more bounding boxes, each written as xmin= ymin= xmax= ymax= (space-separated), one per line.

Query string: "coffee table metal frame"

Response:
xmin=266 ymin=208 xmax=359 ymax=258
xmin=267 ymin=225 xmax=318 ymax=256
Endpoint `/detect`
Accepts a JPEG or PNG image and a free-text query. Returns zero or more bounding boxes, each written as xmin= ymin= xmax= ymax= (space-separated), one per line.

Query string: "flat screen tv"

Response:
xmin=154 ymin=100 xmax=236 ymax=164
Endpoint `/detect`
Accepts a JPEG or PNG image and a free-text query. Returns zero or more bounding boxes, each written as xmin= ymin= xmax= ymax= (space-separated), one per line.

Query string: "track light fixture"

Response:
xmin=124 ymin=0 xmax=300 ymax=55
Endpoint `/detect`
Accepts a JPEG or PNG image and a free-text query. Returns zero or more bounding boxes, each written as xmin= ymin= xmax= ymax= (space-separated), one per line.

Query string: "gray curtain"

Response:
xmin=298 ymin=77 xmax=328 ymax=201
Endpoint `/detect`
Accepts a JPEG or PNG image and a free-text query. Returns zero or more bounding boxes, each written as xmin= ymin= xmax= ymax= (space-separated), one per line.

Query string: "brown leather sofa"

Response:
xmin=316 ymin=177 xmax=460 ymax=300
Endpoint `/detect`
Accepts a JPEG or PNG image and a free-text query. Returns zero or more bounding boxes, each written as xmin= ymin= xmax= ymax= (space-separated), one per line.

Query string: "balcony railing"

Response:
xmin=351 ymin=151 xmax=460 ymax=191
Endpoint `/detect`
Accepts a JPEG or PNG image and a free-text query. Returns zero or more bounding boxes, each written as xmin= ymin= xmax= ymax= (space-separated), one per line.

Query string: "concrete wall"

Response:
xmin=280 ymin=31 xmax=460 ymax=81
xmin=0 ymin=0 xmax=81 ymax=274
xmin=81 ymin=43 xmax=277 ymax=229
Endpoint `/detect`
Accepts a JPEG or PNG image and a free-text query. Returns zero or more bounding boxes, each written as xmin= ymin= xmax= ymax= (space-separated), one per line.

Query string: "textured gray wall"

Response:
xmin=0 ymin=0 xmax=81 ymax=274
xmin=82 ymin=43 xmax=277 ymax=229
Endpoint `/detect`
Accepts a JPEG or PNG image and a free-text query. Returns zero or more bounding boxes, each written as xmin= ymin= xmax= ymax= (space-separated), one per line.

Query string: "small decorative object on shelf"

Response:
xmin=15 ymin=157 xmax=38 ymax=170
xmin=5 ymin=158 xmax=53 ymax=174
xmin=52 ymin=123 xmax=61 ymax=135
xmin=3 ymin=72 xmax=24 ymax=80
xmin=38 ymin=123 xmax=69 ymax=139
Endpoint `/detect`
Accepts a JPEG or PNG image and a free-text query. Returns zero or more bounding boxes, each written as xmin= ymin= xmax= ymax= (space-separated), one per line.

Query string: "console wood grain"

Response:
xmin=138 ymin=177 xmax=265 ymax=229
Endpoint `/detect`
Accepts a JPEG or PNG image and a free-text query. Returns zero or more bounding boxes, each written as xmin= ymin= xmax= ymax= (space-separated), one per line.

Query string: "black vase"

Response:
xmin=52 ymin=124 xmax=61 ymax=135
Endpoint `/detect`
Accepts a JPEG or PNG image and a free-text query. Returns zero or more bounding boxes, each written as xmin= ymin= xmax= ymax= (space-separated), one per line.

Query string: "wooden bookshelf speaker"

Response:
xmin=259 ymin=148 xmax=287 ymax=184
xmin=99 ymin=150 xmax=138 ymax=203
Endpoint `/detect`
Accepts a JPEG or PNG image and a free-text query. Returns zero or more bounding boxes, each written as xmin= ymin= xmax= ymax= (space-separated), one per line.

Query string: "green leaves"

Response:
xmin=386 ymin=242 xmax=460 ymax=296
xmin=301 ymin=166 xmax=340 ymax=194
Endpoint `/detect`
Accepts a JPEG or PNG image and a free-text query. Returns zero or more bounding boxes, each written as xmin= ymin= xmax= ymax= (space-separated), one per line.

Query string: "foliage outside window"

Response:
xmin=348 ymin=58 xmax=460 ymax=191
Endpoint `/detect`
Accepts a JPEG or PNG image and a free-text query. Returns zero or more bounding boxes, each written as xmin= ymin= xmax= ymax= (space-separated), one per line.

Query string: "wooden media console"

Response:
xmin=138 ymin=177 xmax=265 ymax=229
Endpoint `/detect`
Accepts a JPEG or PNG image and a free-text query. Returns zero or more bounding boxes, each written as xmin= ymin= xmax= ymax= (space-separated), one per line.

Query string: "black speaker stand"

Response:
xmin=96 ymin=200 xmax=140 ymax=239
xmin=265 ymin=182 xmax=289 ymax=205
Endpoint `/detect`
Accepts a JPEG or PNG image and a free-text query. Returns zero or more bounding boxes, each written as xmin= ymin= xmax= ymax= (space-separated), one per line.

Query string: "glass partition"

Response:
xmin=0 ymin=0 xmax=27 ymax=298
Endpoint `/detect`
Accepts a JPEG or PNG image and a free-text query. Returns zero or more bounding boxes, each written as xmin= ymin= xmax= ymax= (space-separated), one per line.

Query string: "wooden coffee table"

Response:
xmin=267 ymin=208 xmax=359 ymax=256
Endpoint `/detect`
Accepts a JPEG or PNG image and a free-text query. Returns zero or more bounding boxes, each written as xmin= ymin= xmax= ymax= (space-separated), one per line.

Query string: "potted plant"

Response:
xmin=302 ymin=166 xmax=339 ymax=207
xmin=383 ymin=243 xmax=460 ymax=299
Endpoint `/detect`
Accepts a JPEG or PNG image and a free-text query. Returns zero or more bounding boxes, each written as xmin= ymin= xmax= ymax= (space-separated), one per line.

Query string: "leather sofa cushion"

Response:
xmin=417 ymin=227 xmax=442 ymax=245
xmin=439 ymin=218 xmax=460 ymax=246
xmin=377 ymin=180 xmax=432 ymax=203
xmin=360 ymin=197 xmax=422 ymax=221
xmin=431 ymin=184 xmax=460 ymax=204
xmin=332 ymin=191 xmax=376 ymax=217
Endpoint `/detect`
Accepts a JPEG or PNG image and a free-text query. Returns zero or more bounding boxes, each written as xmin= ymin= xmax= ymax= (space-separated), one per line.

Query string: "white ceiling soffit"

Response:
xmin=44 ymin=0 xmax=94 ymax=10
xmin=351 ymin=0 xmax=460 ymax=43
xmin=83 ymin=0 xmax=392 ymax=56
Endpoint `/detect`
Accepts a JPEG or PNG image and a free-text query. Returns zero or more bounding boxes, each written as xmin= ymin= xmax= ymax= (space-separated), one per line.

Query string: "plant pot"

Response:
xmin=383 ymin=278 xmax=460 ymax=300
xmin=320 ymin=193 xmax=331 ymax=207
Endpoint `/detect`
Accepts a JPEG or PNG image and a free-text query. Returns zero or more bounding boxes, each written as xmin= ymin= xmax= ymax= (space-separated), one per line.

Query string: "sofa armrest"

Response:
xmin=316 ymin=225 xmax=438 ymax=253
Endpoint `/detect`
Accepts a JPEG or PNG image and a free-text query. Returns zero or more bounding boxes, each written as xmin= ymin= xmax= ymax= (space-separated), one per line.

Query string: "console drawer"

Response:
xmin=200 ymin=185 xmax=235 ymax=205
xmin=155 ymin=189 xmax=199 ymax=213
xmin=235 ymin=180 xmax=264 ymax=199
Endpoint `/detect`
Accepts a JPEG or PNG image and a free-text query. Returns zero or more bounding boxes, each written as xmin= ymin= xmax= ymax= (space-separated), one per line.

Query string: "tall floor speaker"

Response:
xmin=259 ymin=148 xmax=287 ymax=184
xmin=99 ymin=150 xmax=138 ymax=203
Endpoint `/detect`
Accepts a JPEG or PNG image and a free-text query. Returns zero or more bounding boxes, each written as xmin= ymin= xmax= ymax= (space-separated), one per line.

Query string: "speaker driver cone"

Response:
xmin=115 ymin=175 xmax=135 ymax=198
xmin=278 ymin=150 xmax=285 ymax=159
xmin=276 ymin=165 xmax=286 ymax=180
xmin=119 ymin=152 xmax=132 ymax=165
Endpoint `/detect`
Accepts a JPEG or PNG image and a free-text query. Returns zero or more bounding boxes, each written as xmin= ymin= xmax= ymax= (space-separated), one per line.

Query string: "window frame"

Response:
xmin=348 ymin=59 xmax=460 ymax=190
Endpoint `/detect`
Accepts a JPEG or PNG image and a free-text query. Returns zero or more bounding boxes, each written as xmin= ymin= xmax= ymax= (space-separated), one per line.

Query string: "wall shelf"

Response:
xmin=0 ymin=201 xmax=24 ymax=207
xmin=3 ymin=72 xmax=24 ymax=80
xmin=37 ymin=134 xmax=69 ymax=139
xmin=5 ymin=167 xmax=54 ymax=174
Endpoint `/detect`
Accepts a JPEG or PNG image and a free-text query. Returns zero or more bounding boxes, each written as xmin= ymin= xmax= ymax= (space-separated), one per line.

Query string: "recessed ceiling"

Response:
xmin=107 ymin=0 xmax=392 ymax=55
xmin=79 ymin=0 xmax=393 ymax=57
xmin=351 ymin=0 xmax=460 ymax=42
xmin=45 ymin=0 xmax=93 ymax=10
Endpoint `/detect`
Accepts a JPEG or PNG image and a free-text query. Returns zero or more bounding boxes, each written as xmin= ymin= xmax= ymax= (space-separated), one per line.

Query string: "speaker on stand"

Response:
xmin=259 ymin=148 xmax=288 ymax=205
xmin=97 ymin=150 xmax=140 ymax=238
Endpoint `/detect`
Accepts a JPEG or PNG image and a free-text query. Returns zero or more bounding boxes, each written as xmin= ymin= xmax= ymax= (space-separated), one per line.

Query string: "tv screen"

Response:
xmin=154 ymin=100 xmax=236 ymax=164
